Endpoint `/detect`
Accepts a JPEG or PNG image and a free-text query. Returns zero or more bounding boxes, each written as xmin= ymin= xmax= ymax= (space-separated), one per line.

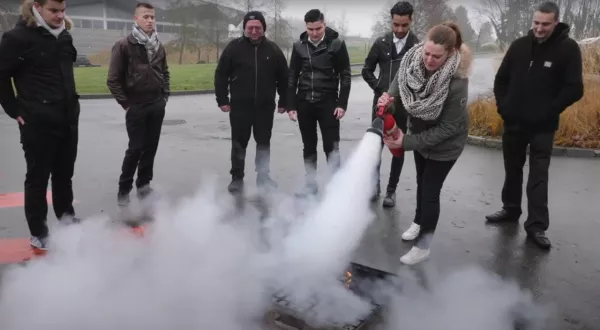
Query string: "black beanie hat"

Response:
xmin=243 ymin=11 xmax=266 ymax=30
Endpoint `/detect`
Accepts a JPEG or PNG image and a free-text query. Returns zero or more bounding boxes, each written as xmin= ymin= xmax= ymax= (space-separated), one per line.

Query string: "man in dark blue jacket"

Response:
xmin=362 ymin=1 xmax=419 ymax=207
xmin=0 ymin=0 xmax=80 ymax=251
xmin=287 ymin=9 xmax=352 ymax=196
xmin=215 ymin=11 xmax=288 ymax=194
xmin=486 ymin=1 xmax=584 ymax=250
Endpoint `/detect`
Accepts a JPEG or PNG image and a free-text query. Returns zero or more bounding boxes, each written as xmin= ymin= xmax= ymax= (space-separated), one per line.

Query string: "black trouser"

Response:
xmin=297 ymin=96 xmax=341 ymax=183
xmin=371 ymin=93 xmax=406 ymax=193
xmin=229 ymin=101 xmax=275 ymax=179
xmin=19 ymin=122 xmax=78 ymax=238
xmin=413 ymin=151 xmax=456 ymax=247
xmin=501 ymin=129 xmax=554 ymax=232
xmin=119 ymin=99 xmax=166 ymax=194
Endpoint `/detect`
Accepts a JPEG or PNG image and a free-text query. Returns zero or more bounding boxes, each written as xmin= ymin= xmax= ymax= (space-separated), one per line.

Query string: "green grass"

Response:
xmin=75 ymin=63 xmax=360 ymax=95
xmin=347 ymin=44 xmax=368 ymax=65
xmin=74 ymin=63 xmax=217 ymax=95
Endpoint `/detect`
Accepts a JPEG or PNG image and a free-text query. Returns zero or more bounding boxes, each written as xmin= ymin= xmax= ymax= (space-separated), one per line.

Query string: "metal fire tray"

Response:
xmin=265 ymin=262 xmax=395 ymax=330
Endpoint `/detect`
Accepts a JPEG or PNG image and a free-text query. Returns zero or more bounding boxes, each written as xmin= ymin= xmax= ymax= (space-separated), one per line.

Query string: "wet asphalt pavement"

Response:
xmin=0 ymin=54 xmax=599 ymax=329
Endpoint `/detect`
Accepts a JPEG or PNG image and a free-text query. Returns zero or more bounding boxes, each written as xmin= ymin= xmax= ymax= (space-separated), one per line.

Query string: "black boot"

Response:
xmin=485 ymin=209 xmax=520 ymax=223
xmin=382 ymin=191 xmax=396 ymax=208
xmin=228 ymin=177 xmax=244 ymax=194
xmin=370 ymin=181 xmax=380 ymax=202
xmin=257 ymin=173 xmax=277 ymax=191
xmin=526 ymin=231 xmax=551 ymax=249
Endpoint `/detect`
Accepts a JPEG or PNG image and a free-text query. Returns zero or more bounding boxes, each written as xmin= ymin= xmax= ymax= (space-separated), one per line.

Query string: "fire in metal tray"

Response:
xmin=266 ymin=262 xmax=395 ymax=330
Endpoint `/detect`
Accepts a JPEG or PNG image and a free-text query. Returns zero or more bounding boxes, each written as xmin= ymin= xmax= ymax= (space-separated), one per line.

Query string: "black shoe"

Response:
xmin=137 ymin=186 xmax=154 ymax=200
xmin=257 ymin=174 xmax=277 ymax=190
xmin=526 ymin=231 xmax=551 ymax=250
xmin=485 ymin=209 xmax=520 ymax=223
xmin=228 ymin=178 xmax=244 ymax=194
xmin=382 ymin=192 xmax=396 ymax=208
xmin=117 ymin=192 xmax=130 ymax=207
xmin=370 ymin=182 xmax=380 ymax=202
xmin=295 ymin=182 xmax=318 ymax=197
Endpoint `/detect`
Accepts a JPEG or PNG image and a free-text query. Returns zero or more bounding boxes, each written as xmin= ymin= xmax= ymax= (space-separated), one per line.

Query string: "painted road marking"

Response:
xmin=0 ymin=226 xmax=145 ymax=265
xmin=0 ymin=238 xmax=46 ymax=264
xmin=0 ymin=192 xmax=79 ymax=209
xmin=0 ymin=192 xmax=53 ymax=209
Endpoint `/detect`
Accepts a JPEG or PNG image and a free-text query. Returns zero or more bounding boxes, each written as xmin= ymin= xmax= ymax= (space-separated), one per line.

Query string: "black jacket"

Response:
xmin=362 ymin=31 xmax=419 ymax=96
xmin=0 ymin=19 xmax=79 ymax=127
xmin=287 ymin=27 xmax=352 ymax=111
xmin=494 ymin=23 xmax=584 ymax=132
xmin=214 ymin=36 xmax=288 ymax=109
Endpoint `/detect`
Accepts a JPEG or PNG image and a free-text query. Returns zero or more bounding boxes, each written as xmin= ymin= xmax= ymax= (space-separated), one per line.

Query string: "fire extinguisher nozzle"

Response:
xmin=366 ymin=117 xmax=384 ymax=138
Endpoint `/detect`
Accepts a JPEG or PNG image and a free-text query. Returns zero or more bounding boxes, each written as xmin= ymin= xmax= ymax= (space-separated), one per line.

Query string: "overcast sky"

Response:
xmin=281 ymin=0 xmax=483 ymax=37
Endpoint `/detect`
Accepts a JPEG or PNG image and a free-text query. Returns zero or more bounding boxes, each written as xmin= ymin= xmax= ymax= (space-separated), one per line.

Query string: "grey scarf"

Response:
xmin=132 ymin=24 xmax=160 ymax=61
xmin=397 ymin=42 xmax=461 ymax=121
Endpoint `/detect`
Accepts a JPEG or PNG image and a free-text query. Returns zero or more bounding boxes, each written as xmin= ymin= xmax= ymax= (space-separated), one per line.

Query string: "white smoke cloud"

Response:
xmin=0 ymin=131 xmax=548 ymax=330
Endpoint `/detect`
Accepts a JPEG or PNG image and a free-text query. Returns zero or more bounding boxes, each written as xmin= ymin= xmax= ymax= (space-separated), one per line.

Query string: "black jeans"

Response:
xmin=371 ymin=93 xmax=406 ymax=193
xmin=229 ymin=102 xmax=275 ymax=179
xmin=501 ymin=129 xmax=554 ymax=232
xmin=119 ymin=98 xmax=166 ymax=194
xmin=19 ymin=122 xmax=78 ymax=238
xmin=297 ymin=96 xmax=341 ymax=183
xmin=413 ymin=151 xmax=456 ymax=247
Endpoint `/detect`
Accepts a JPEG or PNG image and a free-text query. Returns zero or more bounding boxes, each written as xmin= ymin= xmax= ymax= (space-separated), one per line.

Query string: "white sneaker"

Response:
xmin=400 ymin=246 xmax=430 ymax=265
xmin=401 ymin=223 xmax=421 ymax=241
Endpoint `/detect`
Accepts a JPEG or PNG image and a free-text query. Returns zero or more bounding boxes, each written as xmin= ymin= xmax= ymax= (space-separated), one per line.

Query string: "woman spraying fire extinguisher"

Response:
xmin=377 ymin=22 xmax=472 ymax=266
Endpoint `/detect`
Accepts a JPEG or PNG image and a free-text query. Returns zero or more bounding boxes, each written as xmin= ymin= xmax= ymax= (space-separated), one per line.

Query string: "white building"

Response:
xmin=0 ymin=0 xmax=245 ymax=57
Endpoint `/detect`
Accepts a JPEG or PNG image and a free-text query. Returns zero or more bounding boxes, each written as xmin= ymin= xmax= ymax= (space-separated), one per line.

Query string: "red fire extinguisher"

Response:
xmin=377 ymin=105 xmax=404 ymax=157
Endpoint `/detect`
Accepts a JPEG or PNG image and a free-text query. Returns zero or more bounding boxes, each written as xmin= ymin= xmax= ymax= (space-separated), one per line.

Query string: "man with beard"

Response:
xmin=107 ymin=2 xmax=170 ymax=207
xmin=486 ymin=1 xmax=583 ymax=249
xmin=362 ymin=1 xmax=419 ymax=207
xmin=214 ymin=11 xmax=288 ymax=194
xmin=0 ymin=0 xmax=81 ymax=250
xmin=287 ymin=9 xmax=352 ymax=196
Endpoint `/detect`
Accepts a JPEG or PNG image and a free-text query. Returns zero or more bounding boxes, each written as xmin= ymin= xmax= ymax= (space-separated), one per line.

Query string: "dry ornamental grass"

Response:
xmin=468 ymin=44 xmax=600 ymax=149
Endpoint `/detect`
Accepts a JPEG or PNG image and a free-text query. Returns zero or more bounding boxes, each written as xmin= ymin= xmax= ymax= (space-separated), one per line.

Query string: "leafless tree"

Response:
xmin=454 ymin=6 xmax=476 ymax=46
xmin=265 ymin=0 xmax=292 ymax=52
xmin=477 ymin=0 xmax=536 ymax=50
xmin=371 ymin=0 xmax=456 ymax=40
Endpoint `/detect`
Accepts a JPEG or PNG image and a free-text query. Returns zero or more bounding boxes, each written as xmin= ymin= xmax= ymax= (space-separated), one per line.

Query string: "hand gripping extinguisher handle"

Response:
xmin=376 ymin=105 xmax=387 ymax=118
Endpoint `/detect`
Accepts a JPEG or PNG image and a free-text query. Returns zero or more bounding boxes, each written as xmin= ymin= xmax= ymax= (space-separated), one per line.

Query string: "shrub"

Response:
xmin=468 ymin=43 xmax=600 ymax=149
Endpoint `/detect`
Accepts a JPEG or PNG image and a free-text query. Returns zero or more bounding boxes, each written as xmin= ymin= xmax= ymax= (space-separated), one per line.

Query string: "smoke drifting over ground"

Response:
xmin=0 ymin=132 xmax=548 ymax=329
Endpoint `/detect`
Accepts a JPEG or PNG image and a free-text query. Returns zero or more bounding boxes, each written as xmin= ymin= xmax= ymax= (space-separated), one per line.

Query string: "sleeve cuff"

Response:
xmin=402 ymin=135 xmax=417 ymax=151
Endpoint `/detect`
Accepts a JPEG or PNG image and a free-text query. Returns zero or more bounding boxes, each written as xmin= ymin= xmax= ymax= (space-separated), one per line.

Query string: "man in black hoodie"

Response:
xmin=214 ymin=11 xmax=288 ymax=194
xmin=486 ymin=1 xmax=584 ymax=249
xmin=0 ymin=0 xmax=80 ymax=251
xmin=362 ymin=1 xmax=419 ymax=207
xmin=287 ymin=9 xmax=352 ymax=196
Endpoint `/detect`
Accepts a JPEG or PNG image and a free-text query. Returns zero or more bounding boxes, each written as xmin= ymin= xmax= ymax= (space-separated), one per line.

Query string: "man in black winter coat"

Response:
xmin=362 ymin=1 xmax=419 ymax=207
xmin=486 ymin=1 xmax=584 ymax=250
xmin=214 ymin=11 xmax=288 ymax=194
xmin=287 ymin=9 xmax=352 ymax=196
xmin=0 ymin=0 xmax=81 ymax=251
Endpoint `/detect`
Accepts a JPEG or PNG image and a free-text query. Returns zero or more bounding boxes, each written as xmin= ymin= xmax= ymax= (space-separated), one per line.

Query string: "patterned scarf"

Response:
xmin=132 ymin=24 xmax=160 ymax=61
xmin=397 ymin=42 xmax=461 ymax=121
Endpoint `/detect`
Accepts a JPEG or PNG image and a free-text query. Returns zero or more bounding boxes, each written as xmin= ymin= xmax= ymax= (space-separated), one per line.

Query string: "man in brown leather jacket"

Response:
xmin=107 ymin=2 xmax=170 ymax=207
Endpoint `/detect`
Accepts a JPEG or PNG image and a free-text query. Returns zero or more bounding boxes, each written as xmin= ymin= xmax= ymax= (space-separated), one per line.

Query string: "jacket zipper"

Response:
xmin=254 ymin=46 xmax=258 ymax=105
xmin=388 ymin=37 xmax=394 ymax=88
xmin=306 ymin=43 xmax=314 ymax=101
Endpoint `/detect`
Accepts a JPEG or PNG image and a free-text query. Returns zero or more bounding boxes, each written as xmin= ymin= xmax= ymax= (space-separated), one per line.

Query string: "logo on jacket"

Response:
xmin=544 ymin=61 xmax=552 ymax=68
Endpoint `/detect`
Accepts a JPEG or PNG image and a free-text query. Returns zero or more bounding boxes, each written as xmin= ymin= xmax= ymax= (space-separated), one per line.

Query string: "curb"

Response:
xmin=78 ymin=73 xmax=364 ymax=100
xmin=467 ymin=135 xmax=600 ymax=158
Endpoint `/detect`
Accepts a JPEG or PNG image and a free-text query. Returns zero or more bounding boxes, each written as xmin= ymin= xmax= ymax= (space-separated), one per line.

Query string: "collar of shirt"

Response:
xmin=392 ymin=32 xmax=409 ymax=51
xmin=309 ymin=35 xmax=325 ymax=47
